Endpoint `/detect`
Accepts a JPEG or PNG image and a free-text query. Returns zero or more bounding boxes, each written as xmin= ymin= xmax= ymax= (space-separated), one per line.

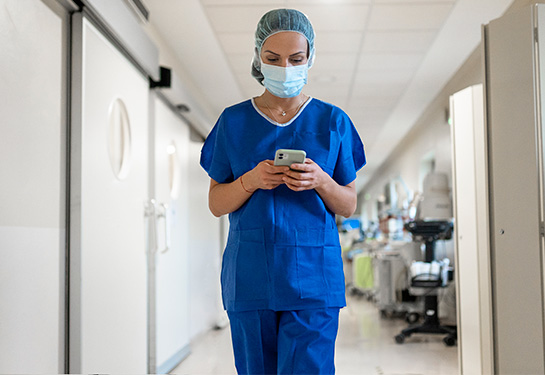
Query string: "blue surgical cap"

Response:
xmin=251 ymin=8 xmax=316 ymax=85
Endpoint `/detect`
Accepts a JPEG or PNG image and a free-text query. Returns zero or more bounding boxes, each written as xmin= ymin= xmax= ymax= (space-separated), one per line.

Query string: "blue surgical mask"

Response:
xmin=260 ymin=62 xmax=308 ymax=98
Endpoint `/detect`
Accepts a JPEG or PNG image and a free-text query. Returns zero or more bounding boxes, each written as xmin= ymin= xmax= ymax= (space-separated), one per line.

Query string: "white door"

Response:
xmin=70 ymin=16 xmax=149 ymax=373
xmin=0 ymin=1 xmax=68 ymax=372
xmin=154 ymin=97 xmax=191 ymax=372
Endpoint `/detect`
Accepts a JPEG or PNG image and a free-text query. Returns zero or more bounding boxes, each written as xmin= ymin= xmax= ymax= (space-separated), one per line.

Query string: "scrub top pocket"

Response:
xmin=222 ymin=228 xmax=270 ymax=306
xmin=292 ymin=130 xmax=336 ymax=175
xmin=297 ymin=245 xmax=327 ymax=298
xmin=323 ymin=245 xmax=345 ymax=293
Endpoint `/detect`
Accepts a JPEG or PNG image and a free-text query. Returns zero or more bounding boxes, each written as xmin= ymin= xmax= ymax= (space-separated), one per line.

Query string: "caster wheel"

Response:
xmin=444 ymin=335 xmax=457 ymax=347
xmin=395 ymin=334 xmax=405 ymax=344
xmin=406 ymin=312 xmax=420 ymax=324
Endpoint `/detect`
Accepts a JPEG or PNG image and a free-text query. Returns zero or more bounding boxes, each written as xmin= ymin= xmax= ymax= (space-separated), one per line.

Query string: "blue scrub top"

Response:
xmin=200 ymin=97 xmax=366 ymax=312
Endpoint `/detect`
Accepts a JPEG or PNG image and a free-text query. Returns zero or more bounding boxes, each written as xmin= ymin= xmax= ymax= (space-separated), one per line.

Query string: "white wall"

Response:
xmin=0 ymin=0 xmax=68 ymax=372
xmin=143 ymin=22 xmax=218 ymax=135
xmin=187 ymin=140 xmax=223 ymax=339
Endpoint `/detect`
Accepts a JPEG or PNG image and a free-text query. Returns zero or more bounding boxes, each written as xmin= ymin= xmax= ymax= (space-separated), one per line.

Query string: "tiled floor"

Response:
xmin=171 ymin=296 xmax=458 ymax=375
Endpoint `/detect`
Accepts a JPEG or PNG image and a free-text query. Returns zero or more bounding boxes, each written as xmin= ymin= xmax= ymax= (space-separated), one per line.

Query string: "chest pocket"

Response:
xmin=292 ymin=130 xmax=336 ymax=175
xmin=231 ymin=146 xmax=270 ymax=179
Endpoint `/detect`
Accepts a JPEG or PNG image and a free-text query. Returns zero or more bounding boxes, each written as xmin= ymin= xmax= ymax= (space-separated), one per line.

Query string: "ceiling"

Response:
xmin=144 ymin=0 xmax=514 ymax=190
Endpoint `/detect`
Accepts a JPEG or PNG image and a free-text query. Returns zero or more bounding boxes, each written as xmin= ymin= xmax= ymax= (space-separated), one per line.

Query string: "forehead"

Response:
xmin=261 ymin=31 xmax=308 ymax=53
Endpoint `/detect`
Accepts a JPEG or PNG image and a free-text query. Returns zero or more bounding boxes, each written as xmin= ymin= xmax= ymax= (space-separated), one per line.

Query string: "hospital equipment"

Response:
xmin=394 ymin=219 xmax=456 ymax=346
xmin=417 ymin=172 xmax=452 ymax=221
xmin=375 ymin=250 xmax=420 ymax=320
xmin=395 ymin=172 xmax=456 ymax=346
xmin=347 ymin=241 xmax=423 ymax=322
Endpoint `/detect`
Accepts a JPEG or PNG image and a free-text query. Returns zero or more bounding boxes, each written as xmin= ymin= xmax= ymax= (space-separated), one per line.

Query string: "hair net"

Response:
xmin=251 ymin=8 xmax=315 ymax=85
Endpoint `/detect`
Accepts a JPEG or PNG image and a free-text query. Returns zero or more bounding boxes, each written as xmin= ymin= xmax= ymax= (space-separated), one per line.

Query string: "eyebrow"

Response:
xmin=263 ymin=50 xmax=306 ymax=57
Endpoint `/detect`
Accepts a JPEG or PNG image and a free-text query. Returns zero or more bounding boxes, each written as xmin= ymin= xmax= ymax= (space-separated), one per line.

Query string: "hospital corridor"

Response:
xmin=3 ymin=0 xmax=545 ymax=374
xmin=172 ymin=294 xmax=458 ymax=374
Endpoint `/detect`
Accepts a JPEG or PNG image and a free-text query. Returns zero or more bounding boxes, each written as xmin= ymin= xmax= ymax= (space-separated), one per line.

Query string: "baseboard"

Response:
xmin=156 ymin=344 xmax=191 ymax=374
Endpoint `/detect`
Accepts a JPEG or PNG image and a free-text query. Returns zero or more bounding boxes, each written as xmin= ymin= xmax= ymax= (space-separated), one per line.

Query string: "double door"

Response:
xmin=153 ymin=96 xmax=191 ymax=372
xmin=70 ymin=15 xmax=189 ymax=373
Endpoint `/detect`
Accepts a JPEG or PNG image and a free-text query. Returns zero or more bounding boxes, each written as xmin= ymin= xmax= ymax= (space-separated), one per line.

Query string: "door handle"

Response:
xmin=157 ymin=203 xmax=170 ymax=254
xmin=144 ymin=199 xmax=158 ymax=255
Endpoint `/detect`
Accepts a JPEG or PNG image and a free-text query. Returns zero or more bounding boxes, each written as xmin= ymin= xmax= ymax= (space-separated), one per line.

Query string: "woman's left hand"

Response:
xmin=282 ymin=158 xmax=328 ymax=191
xmin=284 ymin=157 xmax=357 ymax=217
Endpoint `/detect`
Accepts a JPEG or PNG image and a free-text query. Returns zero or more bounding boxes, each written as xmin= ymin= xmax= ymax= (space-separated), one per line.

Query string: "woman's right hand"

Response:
xmin=208 ymin=160 xmax=289 ymax=217
xmin=242 ymin=160 xmax=290 ymax=192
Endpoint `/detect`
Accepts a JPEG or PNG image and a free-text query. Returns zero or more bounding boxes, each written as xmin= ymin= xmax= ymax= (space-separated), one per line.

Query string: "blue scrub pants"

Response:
xmin=227 ymin=308 xmax=340 ymax=375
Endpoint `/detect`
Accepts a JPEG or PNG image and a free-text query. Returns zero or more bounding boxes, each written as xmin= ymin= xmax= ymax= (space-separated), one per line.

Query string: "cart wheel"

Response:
xmin=444 ymin=335 xmax=457 ymax=347
xmin=405 ymin=312 xmax=420 ymax=324
xmin=395 ymin=334 xmax=405 ymax=344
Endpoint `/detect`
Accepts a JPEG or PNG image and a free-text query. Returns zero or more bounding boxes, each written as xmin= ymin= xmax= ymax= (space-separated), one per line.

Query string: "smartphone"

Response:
xmin=274 ymin=149 xmax=306 ymax=167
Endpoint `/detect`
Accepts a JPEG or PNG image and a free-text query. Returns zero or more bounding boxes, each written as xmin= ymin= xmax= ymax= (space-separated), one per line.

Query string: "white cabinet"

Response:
xmin=484 ymin=4 xmax=545 ymax=374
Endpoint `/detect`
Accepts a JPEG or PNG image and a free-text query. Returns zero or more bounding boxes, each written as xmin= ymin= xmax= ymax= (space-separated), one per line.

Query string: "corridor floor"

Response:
xmin=171 ymin=295 xmax=458 ymax=375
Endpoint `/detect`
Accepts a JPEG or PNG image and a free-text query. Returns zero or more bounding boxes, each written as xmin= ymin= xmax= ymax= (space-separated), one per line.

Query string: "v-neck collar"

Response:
xmin=251 ymin=97 xmax=313 ymax=127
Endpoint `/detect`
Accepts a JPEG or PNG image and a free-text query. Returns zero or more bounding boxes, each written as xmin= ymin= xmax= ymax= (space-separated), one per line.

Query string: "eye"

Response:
xmin=266 ymin=57 xmax=279 ymax=63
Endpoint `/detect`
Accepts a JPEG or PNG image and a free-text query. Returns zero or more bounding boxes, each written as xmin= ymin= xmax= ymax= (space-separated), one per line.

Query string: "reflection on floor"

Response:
xmin=171 ymin=295 xmax=458 ymax=375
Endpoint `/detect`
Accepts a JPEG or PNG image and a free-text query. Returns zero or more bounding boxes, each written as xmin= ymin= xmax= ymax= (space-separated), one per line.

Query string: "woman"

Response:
xmin=200 ymin=8 xmax=365 ymax=375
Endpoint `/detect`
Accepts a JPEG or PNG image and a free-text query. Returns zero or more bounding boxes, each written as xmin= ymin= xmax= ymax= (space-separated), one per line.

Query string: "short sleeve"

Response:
xmin=200 ymin=114 xmax=234 ymax=183
xmin=332 ymin=114 xmax=366 ymax=186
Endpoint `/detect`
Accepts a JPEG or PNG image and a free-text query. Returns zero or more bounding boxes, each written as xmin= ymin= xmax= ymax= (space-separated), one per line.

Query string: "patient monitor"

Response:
xmin=417 ymin=172 xmax=452 ymax=221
